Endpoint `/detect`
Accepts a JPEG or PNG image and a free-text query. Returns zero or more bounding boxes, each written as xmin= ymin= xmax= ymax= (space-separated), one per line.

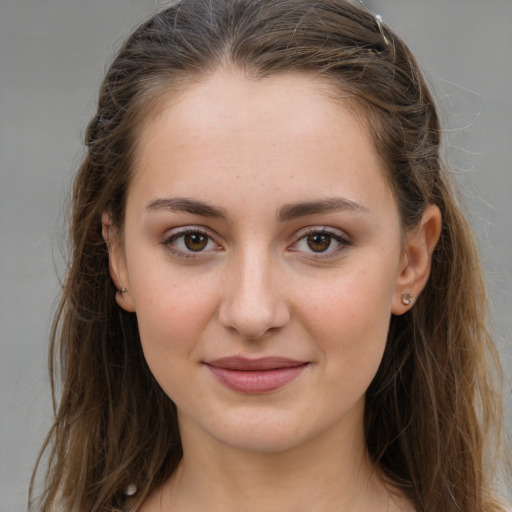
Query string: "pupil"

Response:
xmin=185 ymin=233 xmax=208 ymax=251
xmin=307 ymin=234 xmax=331 ymax=252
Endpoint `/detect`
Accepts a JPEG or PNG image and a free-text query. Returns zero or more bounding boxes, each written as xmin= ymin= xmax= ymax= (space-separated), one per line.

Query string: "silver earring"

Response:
xmin=401 ymin=293 xmax=414 ymax=306
xmin=121 ymin=288 xmax=127 ymax=294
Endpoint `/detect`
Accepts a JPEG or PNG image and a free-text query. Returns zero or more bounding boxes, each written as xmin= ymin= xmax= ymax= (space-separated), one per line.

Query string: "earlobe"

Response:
xmin=114 ymin=286 xmax=135 ymax=312
xmin=392 ymin=205 xmax=442 ymax=315
xmin=101 ymin=212 xmax=136 ymax=313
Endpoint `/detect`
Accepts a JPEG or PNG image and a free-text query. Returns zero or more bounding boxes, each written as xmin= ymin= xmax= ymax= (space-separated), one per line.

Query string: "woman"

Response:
xmin=30 ymin=0 xmax=510 ymax=511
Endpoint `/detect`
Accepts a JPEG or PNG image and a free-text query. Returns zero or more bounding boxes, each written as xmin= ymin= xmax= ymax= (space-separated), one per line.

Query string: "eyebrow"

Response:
xmin=145 ymin=196 xmax=370 ymax=221
xmin=277 ymin=197 xmax=370 ymax=221
xmin=146 ymin=197 xmax=227 ymax=219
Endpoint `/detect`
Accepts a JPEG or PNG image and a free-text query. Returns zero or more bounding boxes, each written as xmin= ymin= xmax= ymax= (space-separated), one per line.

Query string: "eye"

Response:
xmin=291 ymin=228 xmax=351 ymax=258
xmin=181 ymin=232 xmax=210 ymax=252
xmin=161 ymin=228 xmax=221 ymax=257
xmin=304 ymin=233 xmax=333 ymax=252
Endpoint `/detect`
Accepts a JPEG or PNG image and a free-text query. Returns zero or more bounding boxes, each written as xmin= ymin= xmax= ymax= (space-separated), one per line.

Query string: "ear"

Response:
xmin=392 ymin=205 xmax=442 ymax=315
xmin=102 ymin=212 xmax=136 ymax=313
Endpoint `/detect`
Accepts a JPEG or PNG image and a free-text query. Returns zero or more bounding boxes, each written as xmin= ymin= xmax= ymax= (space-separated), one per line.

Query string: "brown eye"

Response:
xmin=292 ymin=228 xmax=350 ymax=258
xmin=306 ymin=233 xmax=332 ymax=252
xmin=184 ymin=233 xmax=209 ymax=251
xmin=162 ymin=228 xmax=220 ymax=257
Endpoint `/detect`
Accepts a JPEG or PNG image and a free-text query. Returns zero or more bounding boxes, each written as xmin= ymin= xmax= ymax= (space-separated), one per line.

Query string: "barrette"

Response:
xmin=358 ymin=1 xmax=390 ymax=47
xmin=374 ymin=14 xmax=390 ymax=46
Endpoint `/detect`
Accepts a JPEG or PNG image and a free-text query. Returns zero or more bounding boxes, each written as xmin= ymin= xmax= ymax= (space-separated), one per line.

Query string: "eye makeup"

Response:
xmin=160 ymin=224 xmax=353 ymax=263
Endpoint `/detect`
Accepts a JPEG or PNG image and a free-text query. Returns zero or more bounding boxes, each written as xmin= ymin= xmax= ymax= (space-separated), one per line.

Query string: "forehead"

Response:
xmin=136 ymin=68 xmax=371 ymax=155
xmin=128 ymin=69 xmax=394 ymax=217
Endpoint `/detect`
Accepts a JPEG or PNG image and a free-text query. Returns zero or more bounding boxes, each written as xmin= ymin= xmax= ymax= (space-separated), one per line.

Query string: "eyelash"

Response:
xmin=160 ymin=226 xmax=352 ymax=261
xmin=161 ymin=227 xmax=221 ymax=260
xmin=290 ymin=227 xmax=352 ymax=260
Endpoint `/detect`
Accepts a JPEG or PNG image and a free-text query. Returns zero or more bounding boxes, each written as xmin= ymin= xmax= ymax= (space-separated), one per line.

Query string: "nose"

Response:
xmin=218 ymin=248 xmax=291 ymax=340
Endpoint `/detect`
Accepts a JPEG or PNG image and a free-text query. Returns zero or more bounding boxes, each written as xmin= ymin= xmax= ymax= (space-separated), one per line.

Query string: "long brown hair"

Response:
xmin=30 ymin=1 xmax=509 ymax=510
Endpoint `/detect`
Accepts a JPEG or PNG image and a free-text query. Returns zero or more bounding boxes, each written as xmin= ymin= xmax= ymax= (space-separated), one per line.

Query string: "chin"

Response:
xmin=184 ymin=402 xmax=357 ymax=456
xmin=213 ymin=426 xmax=309 ymax=454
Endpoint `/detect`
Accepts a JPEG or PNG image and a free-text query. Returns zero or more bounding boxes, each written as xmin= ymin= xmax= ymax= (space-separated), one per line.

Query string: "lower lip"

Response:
xmin=206 ymin=364 xmax=308 ymax=393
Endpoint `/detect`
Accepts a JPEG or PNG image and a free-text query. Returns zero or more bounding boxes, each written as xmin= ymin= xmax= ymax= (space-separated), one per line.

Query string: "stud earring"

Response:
xmin=121 ymin=288 xmax=127 ymax=293
xmin=401 ymin=293 xmax=414 ymax=306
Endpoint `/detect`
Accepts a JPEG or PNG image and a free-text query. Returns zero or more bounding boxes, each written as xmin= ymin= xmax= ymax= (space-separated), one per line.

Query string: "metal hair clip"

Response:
xmin=374 ymin=14 xmax=390 ymax=46
xmin=357 ymin=1 xmax=390 ymax=47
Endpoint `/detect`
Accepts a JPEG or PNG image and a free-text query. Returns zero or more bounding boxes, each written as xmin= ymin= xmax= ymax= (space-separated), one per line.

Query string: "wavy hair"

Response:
xmin=30 ymin=1 xmax=509 ymax=510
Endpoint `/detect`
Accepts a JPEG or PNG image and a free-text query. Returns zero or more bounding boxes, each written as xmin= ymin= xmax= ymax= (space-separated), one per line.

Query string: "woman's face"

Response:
xmin=112 ymin=70 xmax=416 ymax=454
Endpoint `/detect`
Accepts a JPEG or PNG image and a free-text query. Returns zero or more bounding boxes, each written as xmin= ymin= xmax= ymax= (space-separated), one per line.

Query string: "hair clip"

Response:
xmin=374 ymin=14 xmax=390 ymax=46
xmin=357 ymin=1 xmax=390 ymax=47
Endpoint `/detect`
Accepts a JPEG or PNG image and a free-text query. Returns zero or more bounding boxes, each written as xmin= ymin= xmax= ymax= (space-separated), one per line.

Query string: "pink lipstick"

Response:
xmin=204 ymin=357 xmax=308 ymax=393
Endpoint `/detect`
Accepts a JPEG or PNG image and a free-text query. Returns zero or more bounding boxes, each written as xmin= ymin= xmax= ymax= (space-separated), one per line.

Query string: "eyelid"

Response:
xmin=288 ymin=226 xmax=353 ymax=259
xmin=159 ymin=224 xmax=352 ymax=261
xmin=160 ymin=226 xmax=223 ymax=259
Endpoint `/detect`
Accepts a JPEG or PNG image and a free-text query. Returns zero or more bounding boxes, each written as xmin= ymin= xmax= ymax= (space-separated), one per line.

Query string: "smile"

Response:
xmin=204 ymin=357 xmax=309 ymax=393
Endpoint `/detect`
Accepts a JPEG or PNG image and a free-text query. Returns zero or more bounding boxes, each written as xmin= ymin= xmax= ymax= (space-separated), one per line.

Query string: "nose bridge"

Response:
xmin=238 ymin=246 xmax=274 ymax=308
xmin=219 ymin=242 xmax=289 ymax=339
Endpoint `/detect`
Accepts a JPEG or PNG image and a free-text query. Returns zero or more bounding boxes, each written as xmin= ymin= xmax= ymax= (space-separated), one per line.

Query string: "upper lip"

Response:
xmin=204 ymin=357 xmax=307 ymax=371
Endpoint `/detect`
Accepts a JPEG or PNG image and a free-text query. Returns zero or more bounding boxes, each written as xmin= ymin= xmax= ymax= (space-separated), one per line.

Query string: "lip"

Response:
xmin=204 ymin=357 xmax=309 ymax=393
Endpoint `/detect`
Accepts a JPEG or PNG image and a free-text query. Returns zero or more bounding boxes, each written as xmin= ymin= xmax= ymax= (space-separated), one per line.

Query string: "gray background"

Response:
xmin=1 ymin=1 xmax=511 ymax=510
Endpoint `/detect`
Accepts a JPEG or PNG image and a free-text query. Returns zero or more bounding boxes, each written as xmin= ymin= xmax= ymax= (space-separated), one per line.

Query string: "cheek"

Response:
xmin=294 ymin=264 xmax=395 ymax=386
xmin=133 ymin=284 xmax=217 ymax=402
xmin=136 ymin=284 xmax=214 ymax=346
xmin=297 ymin=261 xmax=395 ymax=334
xmin=127 ymin=254 xmax=219 ymax=373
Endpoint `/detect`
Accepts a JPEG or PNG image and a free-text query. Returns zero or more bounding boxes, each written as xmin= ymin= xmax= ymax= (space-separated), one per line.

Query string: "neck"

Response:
xmin=142 ymin=401 xmax=409 ymax=512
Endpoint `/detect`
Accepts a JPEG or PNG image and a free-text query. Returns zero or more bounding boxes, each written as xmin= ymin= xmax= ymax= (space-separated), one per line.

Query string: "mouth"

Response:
xmin=204 ymin=357 xmax=309 ymax=393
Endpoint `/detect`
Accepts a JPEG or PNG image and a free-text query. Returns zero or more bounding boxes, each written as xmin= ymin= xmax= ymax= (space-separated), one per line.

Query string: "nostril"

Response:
xmin=218 ymin=296 xmax=290 ymax=340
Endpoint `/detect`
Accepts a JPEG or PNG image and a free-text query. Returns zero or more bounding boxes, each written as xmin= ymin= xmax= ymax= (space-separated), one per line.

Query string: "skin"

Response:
xmin=106 ymin=69 xmax=441 ymax=512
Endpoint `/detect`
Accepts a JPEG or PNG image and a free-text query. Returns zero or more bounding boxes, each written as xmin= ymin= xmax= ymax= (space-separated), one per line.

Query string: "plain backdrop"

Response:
xmin=1 ymin=1 xmax=511 ymax=510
